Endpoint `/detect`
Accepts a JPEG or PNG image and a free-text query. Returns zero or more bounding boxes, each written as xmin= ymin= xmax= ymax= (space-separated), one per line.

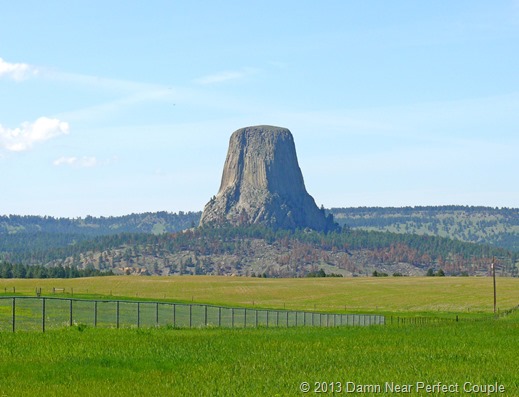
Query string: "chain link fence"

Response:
xmin=0 ymin=296 xmax=385 ymax=332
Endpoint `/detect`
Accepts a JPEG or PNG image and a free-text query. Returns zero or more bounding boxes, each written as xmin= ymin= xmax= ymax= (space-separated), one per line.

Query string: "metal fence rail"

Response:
xmin=0 ymin=296 xmax=385 ymax=332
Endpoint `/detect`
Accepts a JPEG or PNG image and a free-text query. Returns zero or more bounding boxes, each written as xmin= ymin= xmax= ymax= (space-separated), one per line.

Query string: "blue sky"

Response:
xmin=1 ymin=1 xmax=518 ymax=217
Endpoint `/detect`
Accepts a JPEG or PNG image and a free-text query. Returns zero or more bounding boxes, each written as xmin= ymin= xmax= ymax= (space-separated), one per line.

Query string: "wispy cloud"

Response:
xmin=56 ymin=88 xmax=176 ymax=123
xmin=0 ymin=117 xmax=69 ymax=152
xmin=1 ymin=56 xmax=257 ymax=125
xmin=45 ymin=70 xmax=161 ymax=93
xmin=194 ymin=68 xmax=258 ymax=85
xmin=53 ymin=156 xmax=98 ymax=168
xmin=0 ymin=57 xmax=39 ymax=81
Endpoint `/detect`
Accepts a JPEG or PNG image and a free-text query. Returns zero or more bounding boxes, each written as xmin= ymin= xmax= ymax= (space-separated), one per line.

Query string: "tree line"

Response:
xmin=0 ymin=261 xmax=113 ymax=279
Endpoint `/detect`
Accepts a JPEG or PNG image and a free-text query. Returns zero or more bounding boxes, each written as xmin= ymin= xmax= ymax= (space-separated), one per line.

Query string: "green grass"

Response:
xmin=0 ymin=316 xmax=518 ymax=396
xmin=1 ymin=276 xmax=518 ymax=396
xmin=1 ymin=275 xmax=518 ymax=316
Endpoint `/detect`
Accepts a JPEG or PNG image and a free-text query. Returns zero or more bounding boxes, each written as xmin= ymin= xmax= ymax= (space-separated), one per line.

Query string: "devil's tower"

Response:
xmin=199 ymin=125 xmax=335 ymax=231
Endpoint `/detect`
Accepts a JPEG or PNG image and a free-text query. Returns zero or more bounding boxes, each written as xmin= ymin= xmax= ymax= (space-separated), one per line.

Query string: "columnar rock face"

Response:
xmin=199 ymin=125 xmax=335 ymax=231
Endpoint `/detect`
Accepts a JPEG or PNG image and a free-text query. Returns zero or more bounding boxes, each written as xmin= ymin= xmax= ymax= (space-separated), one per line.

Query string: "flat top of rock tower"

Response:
xmin=235 ymin=125 xmax=289 ymax=131
xmin=231 ymin=125 xmax=291 ymax=137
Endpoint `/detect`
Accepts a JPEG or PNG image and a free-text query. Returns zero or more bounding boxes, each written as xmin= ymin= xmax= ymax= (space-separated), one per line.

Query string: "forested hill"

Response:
xmin=329 ymin=206 xmax=519 ymax=252
xmin=1 ymin=226 xmax=515 ymax=278
xmin=0 ymin=211 xmax=202 ymax=236
xmin=2 ymin=207 xmax=519 ymax=252
xmin=1 ymin=209 xmax=518 ymax=277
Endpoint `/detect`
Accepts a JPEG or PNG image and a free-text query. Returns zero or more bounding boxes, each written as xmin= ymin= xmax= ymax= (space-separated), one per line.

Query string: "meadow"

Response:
xmin=1 ymin=276 xmax=518 ymax=396
xmin=1 ymin=275 xmax=518 ymax=315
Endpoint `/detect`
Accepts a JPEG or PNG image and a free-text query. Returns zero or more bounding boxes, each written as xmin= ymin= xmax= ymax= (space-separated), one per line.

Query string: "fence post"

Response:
xmin=70 ymin=299 xmax=73 ymax=327
xmin=42 ymin=298 xmax=46 ymax=333
xmin=173 ymin=304 xmax=176 ymax=327
xmin=231 ymin=308 xmax=234 ymax=328
xmin=255 ymin=310 xmax=258 ymax=328
xmin=218 ymin=307 xmax=221 ymax=327
xmin=12 ymin=297 xmax=15 ymax=333
xmin=189 ymin=305 xmax=192 ymax=328
xmin=156 ymin=303 xmax=159 ymax=326
xmin=137 ymin=302 xmax=140 ymax=328
xmin=244 ymin=308 xmax=247 ymax=328
xmin=94 ymin=301 xmax=98 ymax=327
xmin=204 ymin=305 xmax=208 ymax=327
xmin=116 ymin=301 xmax=120 ymax=329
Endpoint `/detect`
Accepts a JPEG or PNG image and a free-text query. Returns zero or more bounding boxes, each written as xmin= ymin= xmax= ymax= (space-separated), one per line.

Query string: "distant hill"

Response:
xmin=329 ymin=206 xmax=519 ymax=252
xmin=1 ymin=208 xmax=518 ymax=278
xmin=1 ymin=225 xmax=516 ymax=278
xmin=0 ymin=211 xmax=201 ymax=236
xmin=4 ymin=207 xmax=519 ymax=252
xmin=0 ymin=211 xmax=201 ymax=266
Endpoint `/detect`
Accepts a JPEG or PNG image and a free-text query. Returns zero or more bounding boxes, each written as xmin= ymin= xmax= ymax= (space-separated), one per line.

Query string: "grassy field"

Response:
xmin=0 ymin=316 xmax=518 ymax=396
xmin=1 ymin=276 xmax=519 ymax=396
xmin=1 ymin=275 xmax=518 ymax=315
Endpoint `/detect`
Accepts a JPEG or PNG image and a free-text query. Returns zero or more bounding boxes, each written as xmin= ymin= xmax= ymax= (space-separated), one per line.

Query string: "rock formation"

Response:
xmin=199 ymin=125 xmax=336 ymax=231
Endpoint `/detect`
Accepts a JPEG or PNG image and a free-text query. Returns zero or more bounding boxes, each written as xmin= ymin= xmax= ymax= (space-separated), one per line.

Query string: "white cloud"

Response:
xmin=0 ymin=117 xmax=70 ymax=152
xmin=0 ymin=57 xmax=38 ymax=81
xmin=53 ymin=156 xmax=98 ymax=168
xmin=194 ymin=68 xmax=258 ymax=85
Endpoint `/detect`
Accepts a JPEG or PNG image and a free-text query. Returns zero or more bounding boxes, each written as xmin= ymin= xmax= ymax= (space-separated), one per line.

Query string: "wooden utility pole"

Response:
xmin=492 ymin=256 xmax=497 ymax=314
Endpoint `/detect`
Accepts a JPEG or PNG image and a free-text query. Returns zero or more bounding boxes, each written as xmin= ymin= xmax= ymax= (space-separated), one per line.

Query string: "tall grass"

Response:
xmin=0 ymin=315 xmax=518 ymax=396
